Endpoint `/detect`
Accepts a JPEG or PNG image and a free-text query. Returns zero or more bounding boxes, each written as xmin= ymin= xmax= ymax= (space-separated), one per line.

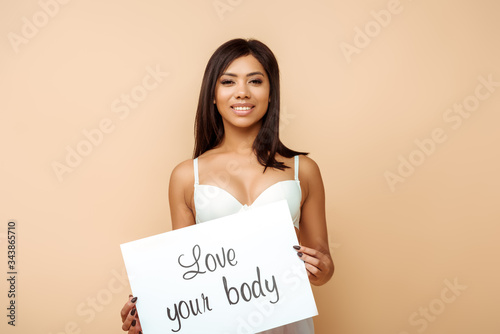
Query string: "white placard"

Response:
xmin=120 ymin=199 xmax=317 ymax=334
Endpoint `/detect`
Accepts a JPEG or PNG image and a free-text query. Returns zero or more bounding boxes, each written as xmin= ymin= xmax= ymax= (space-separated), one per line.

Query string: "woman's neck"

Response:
xmin=217 ymin=121 xmax=261 ymax=155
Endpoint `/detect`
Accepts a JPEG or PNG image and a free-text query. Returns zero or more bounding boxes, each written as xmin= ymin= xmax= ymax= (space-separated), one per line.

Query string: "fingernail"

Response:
xmin=297 ymin=252 xmax=303 ymax=257
xmin=132 ymin=319 xmax=136 ymax=326
xmin=131 ymin=297 xmax=137 ymax=303
xmin=129 ymin=294 xmax=133 ymax=297
xmin=131 ymin=308 xmax=136 ymax=316
xmin=293 ymin=245 xmax=301 ymax=250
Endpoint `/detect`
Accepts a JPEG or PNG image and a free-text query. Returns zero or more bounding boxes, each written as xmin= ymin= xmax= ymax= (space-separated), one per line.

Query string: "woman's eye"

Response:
xmin=220 ymin=78 xmax=262 ymax=85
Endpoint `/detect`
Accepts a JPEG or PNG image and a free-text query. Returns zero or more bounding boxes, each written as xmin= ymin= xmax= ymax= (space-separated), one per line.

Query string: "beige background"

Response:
xmin=1 ymin=0 xmax=499 ymax=333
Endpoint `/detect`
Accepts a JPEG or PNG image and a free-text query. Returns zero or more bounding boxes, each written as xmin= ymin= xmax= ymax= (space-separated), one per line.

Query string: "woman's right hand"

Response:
xmin=121 ymin=295 xmax=142 ymax=334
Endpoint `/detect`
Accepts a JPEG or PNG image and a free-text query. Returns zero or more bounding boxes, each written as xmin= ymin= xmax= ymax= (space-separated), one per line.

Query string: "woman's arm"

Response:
xmin=168 ymin=159 xmax=196 ymax=230
xmin=295 ymin=155 xmax=334 ymax=286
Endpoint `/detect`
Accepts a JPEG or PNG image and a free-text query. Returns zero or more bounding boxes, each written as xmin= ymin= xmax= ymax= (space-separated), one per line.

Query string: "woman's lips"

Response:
xmin=231 ymin=105 xmax=254 ymax=116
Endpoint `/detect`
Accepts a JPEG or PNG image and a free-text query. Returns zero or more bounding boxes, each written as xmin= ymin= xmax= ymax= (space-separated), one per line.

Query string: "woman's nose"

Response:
xmin=234 ymin=82 xmax=250 ymax=99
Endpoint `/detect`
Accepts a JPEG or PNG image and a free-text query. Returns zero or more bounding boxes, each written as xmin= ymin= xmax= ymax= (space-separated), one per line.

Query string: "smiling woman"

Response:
xmin=120 ymin=38 xmax=334 ymax=334
xmin=215 ymin=55 xmax=270 ymax=126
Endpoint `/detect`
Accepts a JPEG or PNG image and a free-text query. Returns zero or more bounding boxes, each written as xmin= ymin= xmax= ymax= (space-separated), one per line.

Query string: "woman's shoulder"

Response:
xmin=169 ymin=158 xmax=195 ymax=187
xmin=296 ymin=154 xmax=324 ymax=196
xmin=298 ymin=154 xmax=321 ymax=176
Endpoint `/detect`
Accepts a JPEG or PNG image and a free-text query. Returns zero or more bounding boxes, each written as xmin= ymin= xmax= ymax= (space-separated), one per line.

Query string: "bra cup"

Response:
xmin=193 ymin=156 xmax=302 ymax=229
xmin=194 ymin=184 xmax=243 ymax=224
xmin=194 ymin=181 xmax=301 ymax=229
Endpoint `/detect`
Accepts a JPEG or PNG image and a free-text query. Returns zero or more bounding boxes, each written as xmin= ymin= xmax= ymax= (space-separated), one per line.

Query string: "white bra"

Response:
xmin=193 ymin=155 xmax=302 ymax=229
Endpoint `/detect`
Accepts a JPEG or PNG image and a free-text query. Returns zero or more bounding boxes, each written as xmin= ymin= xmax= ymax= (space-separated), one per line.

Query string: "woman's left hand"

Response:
xmin=294 ymin=245 xmax=334 ymax=286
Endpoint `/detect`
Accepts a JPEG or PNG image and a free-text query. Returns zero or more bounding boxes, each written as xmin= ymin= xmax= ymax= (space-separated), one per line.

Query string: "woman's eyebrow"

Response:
xmin=221 ymin=71 xmax=265 ymax=77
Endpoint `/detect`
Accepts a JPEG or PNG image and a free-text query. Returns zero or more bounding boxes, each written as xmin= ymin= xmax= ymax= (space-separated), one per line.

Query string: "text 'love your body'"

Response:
xmin=166 ymin=244 xmax=280 ymax=332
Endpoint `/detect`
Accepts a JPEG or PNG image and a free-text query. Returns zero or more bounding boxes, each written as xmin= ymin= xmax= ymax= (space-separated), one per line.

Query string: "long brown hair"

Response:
xmin=193 ymin=38 xmax=308 ymax=172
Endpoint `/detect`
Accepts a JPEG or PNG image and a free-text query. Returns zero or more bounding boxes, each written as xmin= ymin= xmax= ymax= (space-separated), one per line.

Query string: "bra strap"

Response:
xmin=294 ymin=155 xmax=299 ymax=181
xmin=193 ymin=158 xmax=199 ymax=185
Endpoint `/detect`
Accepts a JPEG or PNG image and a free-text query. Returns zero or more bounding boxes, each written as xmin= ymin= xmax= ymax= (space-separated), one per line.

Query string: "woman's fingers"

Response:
xmin=122 ymin=307 xmax=137 ymax=331
xmin=304 ymin=262 xmax=321 ymax=277
xmin=120 ymin=295 xmax=137 ymax=322
xmin=126 ymin=317 xmax=143 ymax=334
xmin=293 ymin=245 xmax=333 ymax=285
xmin=297 ymin=251 xmax=322 ymax=269
xmin=121 ymin=295 xmax=140 ymax=332
xmin=294 ymin=245 xmax=325 ymax=269
xmin=295 ymin=245 xmax=324 ymax=260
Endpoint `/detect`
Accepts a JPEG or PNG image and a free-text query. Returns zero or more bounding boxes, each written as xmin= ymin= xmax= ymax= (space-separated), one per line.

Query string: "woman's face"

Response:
xmin=214 ymin=55 xmax=270 ymax=130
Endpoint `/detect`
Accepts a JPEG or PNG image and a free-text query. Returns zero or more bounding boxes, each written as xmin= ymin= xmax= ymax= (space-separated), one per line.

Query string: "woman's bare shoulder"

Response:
xmin=298 ymin=155 xmax=324 ymax=195
xmin=169 ymin=158 xmax=195 ymax=187
xmin=299 ymin=154 xmax=322 ymax=175
xmin=169 ymin=158 xmax=197 ymax=227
